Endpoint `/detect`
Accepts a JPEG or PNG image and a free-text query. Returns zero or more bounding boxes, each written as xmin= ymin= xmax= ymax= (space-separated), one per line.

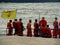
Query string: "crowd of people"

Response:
xmin=7 ymin=17 xmax=60 ymax=38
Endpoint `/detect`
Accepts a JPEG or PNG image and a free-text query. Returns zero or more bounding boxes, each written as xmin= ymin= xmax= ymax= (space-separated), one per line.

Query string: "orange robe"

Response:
xmin=27 ymin=23 xmax=32 ymax=37
xmin=53 ymin=21 xmax=58 ymax=35
xmin=17 ymin=21 xmax=23 ymax=36
xmin=7 ymin=22 xmax=13 ymax=35
xmin=34 ymin=22 xmax=38 ymax=37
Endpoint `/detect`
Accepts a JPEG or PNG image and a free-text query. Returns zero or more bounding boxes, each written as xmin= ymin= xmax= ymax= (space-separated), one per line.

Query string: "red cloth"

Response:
xmin=13 ymin=21 xmax=18 ymax=34
xmin=53 ymin=21 xmax=58 ymax=35
xmin=46 ymin=28 xmax=51 ymax=35
xmin=53 ymin=21 xmax=58 ymax=27
xmin=7 ymin=22 xmax=13 ymax=35
xmin=13 ymin=21 xmax=18 ymax=28
xmin=40 ymin=26 xmax=47 ymax=35
xmin=40 ymin=26 xmax=51 ymax=35
xmin=27 ymin=23 xmax=32 ymax=37
xmin=58 ymin=29 xmax=60 ymax=35
xmin=58 ymin=22 xmax=60 ymax=35
xmin=34 ymin=22 xmax=38 ymax=36
xmin=39 ymin=19 xmax=47 ymax=26
xmin=53 ymin=30 xmax=58 ymax=35
xmin=17 ymin=21 xmax=23 ymax=36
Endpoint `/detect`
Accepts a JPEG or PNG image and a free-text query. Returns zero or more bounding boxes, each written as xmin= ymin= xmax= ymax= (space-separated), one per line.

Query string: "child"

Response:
xmin=46 ymin=25 xmax=52 ymax=38
xmin=53 ymin=17 xmax=58 ymax=38
xmin=18 ymin=18 xmax=24 ymax=36
xmin=7 ymin=20 xmax=13 ymax=35
xmin=27 ymin=20 xmax=32 ymax=37
xmin=34 ymin=19 xmax=39 ymax=37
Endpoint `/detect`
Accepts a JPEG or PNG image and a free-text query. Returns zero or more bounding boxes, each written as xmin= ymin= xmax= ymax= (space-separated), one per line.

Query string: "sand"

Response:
xmin=0 ymin=36 xmax=60 ymax=45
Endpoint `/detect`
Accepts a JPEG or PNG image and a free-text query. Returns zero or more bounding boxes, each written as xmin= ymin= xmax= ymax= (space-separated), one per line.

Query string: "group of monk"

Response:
xmin=7 ymin=17 xmax=60 ymax=38
xmin=7 ymin=18 xmax=24 ymax=36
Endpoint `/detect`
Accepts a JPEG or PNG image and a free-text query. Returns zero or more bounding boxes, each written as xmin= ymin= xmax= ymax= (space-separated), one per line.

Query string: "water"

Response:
xmin=0 ymin=3 xmax=60 ymax=34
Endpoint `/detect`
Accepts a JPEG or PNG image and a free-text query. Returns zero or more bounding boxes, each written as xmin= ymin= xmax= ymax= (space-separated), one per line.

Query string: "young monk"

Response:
xmin=34 ymin=19 xmax=39 ymax=37
xmin=13 ymin=19 xmax=18 ymax=35
xmin=18 ymin=18 xmax=24 ymax=36
xmin=7 ymin=20 xmax=13 ymax=35
xmin=46 ymin=25 xmax=52 ymax=38
xmin=53 ymin=17 xmax=58 ymax=38
xmin=27 ymin=20 xmax=32 ymax=37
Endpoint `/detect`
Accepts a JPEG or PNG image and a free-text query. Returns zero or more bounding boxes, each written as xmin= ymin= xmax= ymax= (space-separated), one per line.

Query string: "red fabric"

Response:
xmin=53 ymin=30 xmax=58 ymax=35
xmin=34 ymin=22 xmax=38 ymax=36
xmin=53 ymin=21 xmax=58 ymax=35
xmin=40 ymin=26 xmax=51 ymax=35
xmin=58 ymin=22 xmax=60 ymax=35
xmin=27 ymin=23 xmax=32 ymax=37
xmin=39 ymin=19 xmax=47 ymax=26
xmin=17 ymin=21 xmax=23 ymax=36
xmin=7 ymin=22 xmax=13 ymax=35
xmin=53 ymin=21 xmax=58 ymax=26
xmin=40 ymin=26 xmax=47 ymax=35
xmin=58 ymin=29 xmax=60 ymax=35
xmin=13 ymin=21 xmax=18 ymax=35
xmin=13 ymin=21 xmax=18 ymax=28
xmin=18 ymin=21 xmax=22 ymax=29
xmin=46 ymin=28 xmax=51 ymax=35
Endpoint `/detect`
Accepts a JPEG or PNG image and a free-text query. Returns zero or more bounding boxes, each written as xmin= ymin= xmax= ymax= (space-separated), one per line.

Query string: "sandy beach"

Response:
xmin=0 ymin=36 xmax=60 ymax=45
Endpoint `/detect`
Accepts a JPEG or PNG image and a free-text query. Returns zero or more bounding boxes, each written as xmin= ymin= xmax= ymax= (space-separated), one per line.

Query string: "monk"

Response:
xmin=34 ymin=19 xmax=39 ymax=37
xmin=53 ymin=17 xmax=58 ymax=38
xmin=46 ymin=25 xmax=51 ymax=38
xmin=18 ymin=18 xmax=24 ymax=36
xmin=39 ymin=17 xmax=47 ymax=27
xmin=27 ymin=20 xmax=32 ymax=37
xmin=7 ymin=20 xmax=13 ymax=35
xmin=13 ymin=19 xmax=18 ymax=35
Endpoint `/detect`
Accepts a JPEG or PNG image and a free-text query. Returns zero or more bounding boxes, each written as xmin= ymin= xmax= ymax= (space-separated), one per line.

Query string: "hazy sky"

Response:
xmin=0 ymin=0 xmax=60 ymax=2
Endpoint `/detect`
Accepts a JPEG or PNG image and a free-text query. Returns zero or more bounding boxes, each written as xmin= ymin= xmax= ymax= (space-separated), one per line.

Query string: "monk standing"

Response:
xmin=13 ymin=19 xmax=18 ymax=35
xmin=18 ymin=18 xmax=24 ymax=36
xmin=7 ymin=20 xmax=13 ymax=35
xmin=27 ymin=20 xmax=32 ymax=37
xmin=34 ymin=19 xmax=39 ymax=37
xmin=53 ymin=17 xmax=58 ymax=38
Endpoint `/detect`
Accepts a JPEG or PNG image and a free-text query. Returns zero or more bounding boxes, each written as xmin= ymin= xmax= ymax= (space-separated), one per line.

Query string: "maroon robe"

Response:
xmin=53 ymin=21 xmax=58 ymax=35
xmin=17 ymin=21 xmax=23 ymax=36
xmin=34 ymin=22 xmax=38 ymax=37
xmin=7 ymin=22 xmax=13 ymax=35
xmin=13 ymin=21 xmax=18 ymax=35
xmin=27 ymin=23 xmax=32 ymax=37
